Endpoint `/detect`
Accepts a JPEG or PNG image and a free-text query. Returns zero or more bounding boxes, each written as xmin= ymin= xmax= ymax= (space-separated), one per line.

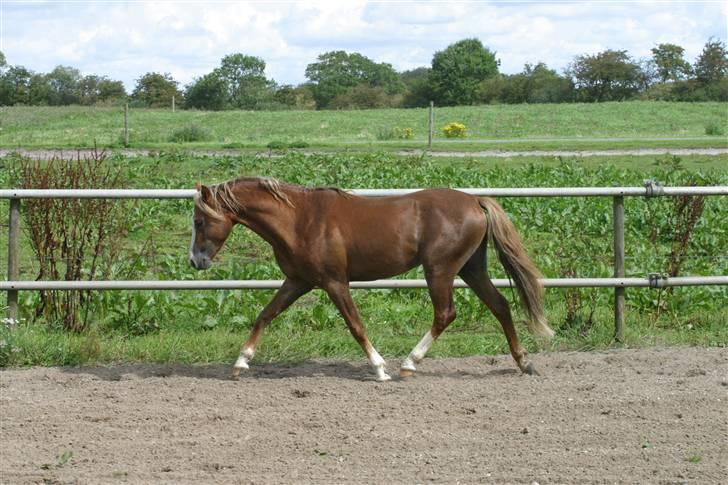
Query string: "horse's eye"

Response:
xmin=194 ymin=220 xmax=203 ymax=229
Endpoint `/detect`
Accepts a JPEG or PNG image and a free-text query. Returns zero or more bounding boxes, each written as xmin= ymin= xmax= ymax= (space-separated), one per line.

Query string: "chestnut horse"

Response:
xmin=189 ymin=177 xmax=554 ymax=381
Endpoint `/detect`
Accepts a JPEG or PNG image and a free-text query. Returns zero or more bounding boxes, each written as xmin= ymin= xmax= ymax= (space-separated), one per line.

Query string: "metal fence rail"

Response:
xmin=2 ymin=186 xmax=728 ymax=199
xmin=2 ymin=276 xmax=727 ymax=291
xmin=3 ymin=184 xmax=727 ymax=341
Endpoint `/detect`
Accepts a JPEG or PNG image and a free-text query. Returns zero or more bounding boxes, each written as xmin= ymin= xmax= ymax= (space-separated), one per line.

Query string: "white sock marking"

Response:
xmin=401 ymin=331 xmax=435 ymax=372
xmin=368 ymin=347 xmax=391 ymax=381
xmin=234 ymin=348 xmax=255 ymax=369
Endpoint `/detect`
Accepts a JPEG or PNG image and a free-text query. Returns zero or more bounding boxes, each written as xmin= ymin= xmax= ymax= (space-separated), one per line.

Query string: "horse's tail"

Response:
xmin=478 ymin=197 xmax=554 ymax=339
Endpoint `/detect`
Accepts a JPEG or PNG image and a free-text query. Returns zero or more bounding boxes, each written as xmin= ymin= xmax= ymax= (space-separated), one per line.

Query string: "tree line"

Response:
xmin=1 ymin=38 xmax=726 ymax=110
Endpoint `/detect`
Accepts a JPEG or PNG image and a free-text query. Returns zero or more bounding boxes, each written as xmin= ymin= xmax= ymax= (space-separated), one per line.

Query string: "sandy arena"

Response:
xmin=1 ymin=347 xmax=726 ymax=484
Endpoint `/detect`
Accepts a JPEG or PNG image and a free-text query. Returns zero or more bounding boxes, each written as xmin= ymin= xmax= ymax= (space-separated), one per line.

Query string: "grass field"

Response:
xmin=1 ymin=151 xmax=726 ymax=367
xmin=1 ymin=101 xmax=726 ymax=151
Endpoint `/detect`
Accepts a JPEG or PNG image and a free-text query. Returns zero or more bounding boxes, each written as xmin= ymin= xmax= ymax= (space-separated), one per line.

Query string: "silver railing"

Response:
xmin=3 ymin=184 xmax=727 ymax=341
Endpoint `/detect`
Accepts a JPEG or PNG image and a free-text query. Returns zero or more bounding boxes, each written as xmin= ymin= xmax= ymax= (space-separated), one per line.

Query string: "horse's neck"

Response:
xmin=234 ymin=185 xmax=298 ymax=253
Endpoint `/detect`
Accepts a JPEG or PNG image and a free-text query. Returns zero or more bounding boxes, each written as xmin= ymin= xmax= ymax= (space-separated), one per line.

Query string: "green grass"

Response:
xmin=3 ymin=301 xmax=725 ymax=367
xmin=1 ymin=101 xmax=726 ymax=150
xmin=1 ymin=151 xmax=726 ymax=367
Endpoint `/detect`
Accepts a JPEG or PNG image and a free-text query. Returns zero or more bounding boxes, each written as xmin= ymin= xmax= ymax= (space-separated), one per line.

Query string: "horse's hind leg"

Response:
xmin=400 ymin=271 xmax=456 ymax=377
xmin=458 ymin=248 xmax=537 ymax=375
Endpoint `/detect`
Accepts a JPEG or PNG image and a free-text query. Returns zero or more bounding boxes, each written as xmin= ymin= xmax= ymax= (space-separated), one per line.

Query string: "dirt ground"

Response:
xmin=1 ymin=347 xmax=726 ymax=484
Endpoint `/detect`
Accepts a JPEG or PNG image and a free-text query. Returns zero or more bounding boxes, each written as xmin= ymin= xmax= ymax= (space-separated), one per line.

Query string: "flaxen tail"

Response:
xmin=479 ymin=197 xmax=554 ymax=338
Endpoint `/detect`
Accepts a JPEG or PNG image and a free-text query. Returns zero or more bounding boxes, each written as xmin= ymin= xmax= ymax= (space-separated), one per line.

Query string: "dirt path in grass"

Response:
xmin=411 ymin=147 xmax=728 ymax=157
xmin=1 ymin=347 xmax=726 ymax=484
xmin=1 ymin=146 xmax=727 ymax=160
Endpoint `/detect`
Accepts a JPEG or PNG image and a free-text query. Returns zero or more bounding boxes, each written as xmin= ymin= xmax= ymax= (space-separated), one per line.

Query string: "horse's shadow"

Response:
xmin=60 ymin=359 xmax=513 ymax=382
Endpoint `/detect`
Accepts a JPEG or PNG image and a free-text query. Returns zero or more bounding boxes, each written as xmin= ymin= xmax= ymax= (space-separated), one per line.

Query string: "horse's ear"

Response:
xmin=198 ymin=184 xmax=212 ymax=202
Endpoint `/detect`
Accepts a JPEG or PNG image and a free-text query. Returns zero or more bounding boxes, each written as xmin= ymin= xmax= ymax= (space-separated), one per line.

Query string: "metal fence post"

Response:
xmin=6 ymin=198 xmax=20 ymax=325
xmin=613 ymin=196 xmax=625 ymax=342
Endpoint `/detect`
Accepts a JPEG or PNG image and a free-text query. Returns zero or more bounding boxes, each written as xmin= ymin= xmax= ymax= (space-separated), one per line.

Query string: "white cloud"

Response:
xmin=1 ymin=0 xmax=725 ymax=90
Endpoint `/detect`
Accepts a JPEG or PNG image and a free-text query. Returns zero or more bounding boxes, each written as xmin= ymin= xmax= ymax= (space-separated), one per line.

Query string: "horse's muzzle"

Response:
xmin=189 ymin=254 xmax=211 ymax=270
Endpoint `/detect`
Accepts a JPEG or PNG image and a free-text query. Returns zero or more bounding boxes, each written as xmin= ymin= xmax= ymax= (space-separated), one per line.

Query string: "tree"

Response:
xmin=305 ymin=51 xmax=404 ymax=109
xmin=96 ymin=78 xmax=127 ymax=103
xmin=329 ymin=84 xmax=399 ymax=110
xmin=494 ymin=63 xmax=573 ymax=104
xmin=651 ymin=43 xmax=691 ymax=82
xmin=45 ymin=65 xmax=82 ymax=105
xmin=131 ymin=72 xmax=182 ymax=108
xmin=185 ymin=72 xmax=229 ymax=110
xmin=693 ymin=38 xmax=728 ymax=84
xmin=567 ymin=49 xmax=643 ymax=101
xmin=0 ymin=65 xmax=32 ymax=105
xmin=28 ymin=73 xmax=52 ymax=105
xmin=400 ymin=67 xmax=432 ymax=108
xmin=78 ymin=75 xmax=126 ymax=105
xmin=272 ymin=84 xmax=316 ymax=110
xmin=429 ymin=38 xmax=499 ymax=106
xmin=214 ymin=53 xmax=274 ymax=109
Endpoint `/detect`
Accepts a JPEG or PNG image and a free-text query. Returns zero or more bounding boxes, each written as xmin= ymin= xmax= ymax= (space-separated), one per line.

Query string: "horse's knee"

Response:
xmin=434 ymin=306 xmax=456 ymax=334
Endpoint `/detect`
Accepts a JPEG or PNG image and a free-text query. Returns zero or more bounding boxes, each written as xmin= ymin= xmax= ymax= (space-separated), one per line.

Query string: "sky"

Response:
xmin=1 ymin=1 xmax=726 ymax=90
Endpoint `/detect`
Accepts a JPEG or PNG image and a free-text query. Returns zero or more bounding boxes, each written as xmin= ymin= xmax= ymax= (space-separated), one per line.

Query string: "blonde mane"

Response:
xmin=194 ymin=177 xmax=293 ymax=220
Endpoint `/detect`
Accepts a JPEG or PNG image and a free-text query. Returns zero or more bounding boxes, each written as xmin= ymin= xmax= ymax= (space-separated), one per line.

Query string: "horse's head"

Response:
xmin=189 ymin=184 xmax=234 ymax=270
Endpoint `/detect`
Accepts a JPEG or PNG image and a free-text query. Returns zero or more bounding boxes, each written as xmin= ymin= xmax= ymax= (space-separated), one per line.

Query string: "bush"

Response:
xmin=288 ymin=140 xmax=310 ymax=149
xmin=704 ymin=121 xmax=725 ymax=136
xmin=19 ymin=152 xmax=128 ymax=331
xmin=442 ymin=122 xmax=467 ymax=139
xmin=376 ymin=126 xmax=415 ymax=140
xmin=266 ymin=140 xmax=288 ymax=150
xmin=168 ymin=124 xmax=211 ymax=143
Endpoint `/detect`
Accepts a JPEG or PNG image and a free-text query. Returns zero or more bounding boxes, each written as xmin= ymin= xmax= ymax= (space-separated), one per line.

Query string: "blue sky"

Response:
xmin=1 ymin=1 xmax=726 ymax=90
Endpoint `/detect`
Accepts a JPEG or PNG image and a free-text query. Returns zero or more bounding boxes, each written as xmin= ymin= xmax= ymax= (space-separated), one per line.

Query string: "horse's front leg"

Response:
xmin=323 ymin=280 xmax=392 ymax=382
xmin=232 ymin=278 xmax=312 ymax=377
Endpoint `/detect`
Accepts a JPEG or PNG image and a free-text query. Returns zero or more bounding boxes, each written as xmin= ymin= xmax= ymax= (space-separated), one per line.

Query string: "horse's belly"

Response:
xmin=346 ymin=237 xmax=420 ymax=281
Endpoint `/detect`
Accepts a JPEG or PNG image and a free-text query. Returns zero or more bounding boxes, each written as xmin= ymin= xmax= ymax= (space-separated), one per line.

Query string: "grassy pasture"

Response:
xmin=1 ymin=152 xmax=726 ymax=367
xmin=0 ymin=101 xmax=726 ymax=151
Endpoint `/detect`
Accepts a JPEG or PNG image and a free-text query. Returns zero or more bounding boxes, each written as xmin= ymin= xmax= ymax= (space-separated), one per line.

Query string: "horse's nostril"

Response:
xmin=189 ymin=258 xmax=197 ymax=269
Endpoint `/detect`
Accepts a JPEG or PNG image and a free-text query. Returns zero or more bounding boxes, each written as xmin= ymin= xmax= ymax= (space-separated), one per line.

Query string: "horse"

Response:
xmin=189 ymin=177 xmax=554 ymax=381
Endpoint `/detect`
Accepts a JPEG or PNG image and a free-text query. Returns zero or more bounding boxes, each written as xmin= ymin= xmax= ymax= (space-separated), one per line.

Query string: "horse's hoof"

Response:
xmin=399 ymin=368 xmax=415 ymax=378
xmin=523 ymin=362 xmax=541 ymax=376
xmin=376 ymin=372 xmax=392 ymax=382
xmin=231 ymin=367 xmax=244 ymax=379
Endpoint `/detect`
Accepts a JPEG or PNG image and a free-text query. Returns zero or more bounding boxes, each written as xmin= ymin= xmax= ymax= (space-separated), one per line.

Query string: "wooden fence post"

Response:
xmin=172 ymin=96 xmax=176 ymax=113
xmin=428 ymin=101 xmax=434 ymax=149
xmin=124 ymin=103 xmax=129 ymax=148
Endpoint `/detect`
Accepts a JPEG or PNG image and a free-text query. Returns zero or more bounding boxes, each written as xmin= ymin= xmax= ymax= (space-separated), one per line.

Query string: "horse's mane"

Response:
xmin=196 ymin=177 xmax=349 ymax=219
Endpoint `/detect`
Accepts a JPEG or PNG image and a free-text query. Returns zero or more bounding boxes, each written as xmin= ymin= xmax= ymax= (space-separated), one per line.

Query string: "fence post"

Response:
xmin=172 ymin=96 xmax=176 ymax=113
xmin=613 ymin=195 xmax=625 ymax=342
xmin=6 ymin=198 xmax=20 ymax=325
xmin=428 ymin=101 xmax=434 ymax=148
xmin=124 ymin=103 xmax=129 ymax=148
